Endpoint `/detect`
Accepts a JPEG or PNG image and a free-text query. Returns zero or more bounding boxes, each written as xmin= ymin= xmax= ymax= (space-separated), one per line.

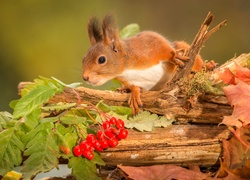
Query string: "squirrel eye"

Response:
xmin=98 ymin=56 xmax=106 ymax=64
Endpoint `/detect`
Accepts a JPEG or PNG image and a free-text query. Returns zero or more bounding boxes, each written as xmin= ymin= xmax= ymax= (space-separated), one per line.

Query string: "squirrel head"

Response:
xmin=82 ymin=15 xmax=125 ymax=86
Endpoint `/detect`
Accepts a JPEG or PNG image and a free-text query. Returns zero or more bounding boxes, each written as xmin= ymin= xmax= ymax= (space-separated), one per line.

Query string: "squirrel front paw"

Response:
xmin=128 ymin=86 xmax=143 ymax=115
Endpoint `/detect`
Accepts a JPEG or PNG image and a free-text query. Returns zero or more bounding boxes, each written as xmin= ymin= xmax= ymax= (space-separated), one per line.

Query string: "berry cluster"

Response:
xmin=73 ymin=117 xmax=128 ymax=160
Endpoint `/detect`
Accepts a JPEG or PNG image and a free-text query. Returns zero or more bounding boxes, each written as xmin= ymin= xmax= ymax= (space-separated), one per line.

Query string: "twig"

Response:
xmin=169 ymin=12 xmax=227 ymax=85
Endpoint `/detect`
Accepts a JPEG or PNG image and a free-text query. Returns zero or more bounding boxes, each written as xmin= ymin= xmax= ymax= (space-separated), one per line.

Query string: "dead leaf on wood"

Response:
xmin=234 ymin=63 xmax=250 ymax=84
xmin=215 ymin=127 xmax=250 ymax=179
xmin=219 ymin=64 xmax=250 ymax=128
xmin=219 ymin=68 xmax=235 ymax=85
xmin=219 ymin=63 xmax=250 ymax=85
xmin=221 ymin=81 xmax=250 ymax=128
xmin=118 ymin=164 xmax=210 ymax=180
xmin=217 ymin=64 xmax=250 ymax=179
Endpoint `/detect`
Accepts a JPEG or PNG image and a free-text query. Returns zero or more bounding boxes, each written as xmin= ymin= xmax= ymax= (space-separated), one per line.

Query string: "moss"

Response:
xmin=180 ymin=71 xmax=223 ymax=98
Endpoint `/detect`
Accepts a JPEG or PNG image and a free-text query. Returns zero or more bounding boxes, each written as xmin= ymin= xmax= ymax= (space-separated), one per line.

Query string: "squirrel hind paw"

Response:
xmin=170 ymin=51 xmax=189 ymax=67
xmin=205 ymin=60 xmax=218 ymax=71
xmin=174 ymin=59 xmax=185 ymax=68
xmin=175 ymin=53 xmax=189 ymax=62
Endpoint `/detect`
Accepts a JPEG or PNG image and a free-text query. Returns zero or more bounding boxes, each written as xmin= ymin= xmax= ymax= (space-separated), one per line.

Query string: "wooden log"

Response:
xmin=41 ymin=86 xmax=231 ymax=125
xmin=100 ymin=125 xmax=231 ymax=167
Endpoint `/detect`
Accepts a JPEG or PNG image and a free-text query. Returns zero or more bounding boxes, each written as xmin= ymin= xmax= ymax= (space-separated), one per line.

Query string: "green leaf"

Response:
xmin=0 ymin=111 xmax=13 ymax=131
xmin=60 ymin=116 xmax=87 ymax=125
xmin=120 ymin=23 xmax=140 ymax=39
xmin=0 ymin=128 xmax=24 ymax=176
xmin=53 ymin=130 xmax=70 ymax=156
xmin=68 ymin=156 xmax=101 ymax=180
xmin=53 ymin=129 xmax=78 ymax=158
xmin=21 ymin=76 xmax=64 ymax=97
xmin=96 ymin=101 xmax=111 ymax=112
xmin=21 ymin=122 xmax=59 ymax=179
xmin=55 ymin=123 xmax=74 ymax=136
xmin=13 ymin=85 xmax=55 ymax=119
xmin=92 ymin=152 xmax=105 ymax=166
xmin=63 ymin=132 xmax=78 ymax=152
xmin=22 ymin=121 xmax=52 ymax=145
xmin=97 ymin=101 xmax=132 ymax=115
xmin=125 ymin=111 xmax=173 ymax=131
xmin=154 ymin=116 xmax=174 ymax=128
xmin=52 ymin=77 xmax=82 ymax=88
xmin=41 ymin=102 xmax=77 ymax=112
xmin=19 ymin=109 xmax=41 ymax=132
xmin=38 ymin=76 xmax=64 ymax=93
xmin=9 ymin=99 xmax=19 ymax=109
xmin=39 ymin=117 xmax=58 ymax=124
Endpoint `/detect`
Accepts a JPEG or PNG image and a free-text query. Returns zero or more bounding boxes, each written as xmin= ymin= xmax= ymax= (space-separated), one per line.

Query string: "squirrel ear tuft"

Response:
xmin=88 ymin=16 xmax=103 ymax=45
xmin=102 ymin=14 xmax=120 ymax=51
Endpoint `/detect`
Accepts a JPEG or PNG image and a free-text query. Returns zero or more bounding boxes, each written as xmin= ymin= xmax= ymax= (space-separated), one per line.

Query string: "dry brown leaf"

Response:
xmin=216 ymin=127 xmax=250 ymax=179
xmin=219 ymin=68 xmax=235 ymax=85
xmin=118 ymin=164 xmax=210 ymax=180
xmin=234 ymin=63 xmax=250 ymax=84
xmin=219 ymin=63 xmax=250 ymax=85
xmin=221 ymin=81 xmax=250 ymax=128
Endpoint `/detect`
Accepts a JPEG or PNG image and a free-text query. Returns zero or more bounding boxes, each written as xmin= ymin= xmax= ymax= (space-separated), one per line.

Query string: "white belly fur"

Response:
xmin=120 ymin=62 xmax=167 ymax=90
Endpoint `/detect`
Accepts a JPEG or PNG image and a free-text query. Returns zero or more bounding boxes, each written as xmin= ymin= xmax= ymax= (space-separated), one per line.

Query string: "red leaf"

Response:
xmin=219 ymin=68 xmax=236 ymax=85
xmin=118 ymin=164 xmax=209 ymax=180
xmin=216 ymin=127 xmax=250 ymax=179
xmin=221 ymin=81 xmax=250 ymax=128
xmin=219 ymin=63 xmax=250 ymax=85
xmin=234 ymin=63 xmax=250 ymax=84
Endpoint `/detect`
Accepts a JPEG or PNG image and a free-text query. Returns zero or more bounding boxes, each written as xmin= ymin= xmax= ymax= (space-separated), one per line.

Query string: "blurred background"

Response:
xmin=0 ymin=0 xmax=249 ymax=112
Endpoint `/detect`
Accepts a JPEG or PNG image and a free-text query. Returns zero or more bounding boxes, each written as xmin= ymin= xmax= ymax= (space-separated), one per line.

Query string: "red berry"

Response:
xmin=93 ymin=140 xmax=103 ymax=152
xmin=116 ymin=119 xmax=125 ymax=129
xmin=100 ymin=139 xmax=109 ymax=149
xmin=86 ymin=134 xmax=97 ymax=145
xmin=109 ymin=117 xmax=117 ymax=124
xmin=108 ymin=138 xmax=119 ymax=148
xmin=79 ymin=141 xmax=93 ymax=151
xmin=105 ymin=129 xmax=115 ymax=139
xmin=73 ymin=145 xmax=82 ymax=157
xmin=60 ymin=145 xmax=71 ymax=155
xmin=111 ymin=127 xmax=119 ymax=135
xmin=83 ymin=150 xmax=94 ymax=160
xmin=97 ymin=130 xmax=104 ymax=140
xmin=102 ymin=120 xmax=111 ymax=130
xmin=117 ymin=128 xmax=128 ymax=139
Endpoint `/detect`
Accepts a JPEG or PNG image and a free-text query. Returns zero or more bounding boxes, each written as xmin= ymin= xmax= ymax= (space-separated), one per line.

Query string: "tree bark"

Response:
xmin=101 ymin=125 xmax=230 ymax=167
xmin=45 ymin=86 xmax=231 ymax=125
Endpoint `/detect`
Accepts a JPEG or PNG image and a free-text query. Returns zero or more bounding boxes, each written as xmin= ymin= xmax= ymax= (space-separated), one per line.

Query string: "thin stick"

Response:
xmin=168 ymin=12 xmax=227 ymax=85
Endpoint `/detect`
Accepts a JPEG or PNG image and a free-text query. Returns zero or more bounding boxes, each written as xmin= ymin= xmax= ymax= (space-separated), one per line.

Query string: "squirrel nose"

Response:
xmin=82 ymin=75 xmax=89 ymax=81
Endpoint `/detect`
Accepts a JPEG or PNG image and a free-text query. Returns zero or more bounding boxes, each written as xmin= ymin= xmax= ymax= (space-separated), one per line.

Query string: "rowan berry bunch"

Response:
xmin=73 ymin=117 xmax=128 ymax=160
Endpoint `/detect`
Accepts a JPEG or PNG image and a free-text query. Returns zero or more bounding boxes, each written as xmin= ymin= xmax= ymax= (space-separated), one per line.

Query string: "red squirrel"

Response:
xmin=82 ymin=15 xmax=204 ymax=114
